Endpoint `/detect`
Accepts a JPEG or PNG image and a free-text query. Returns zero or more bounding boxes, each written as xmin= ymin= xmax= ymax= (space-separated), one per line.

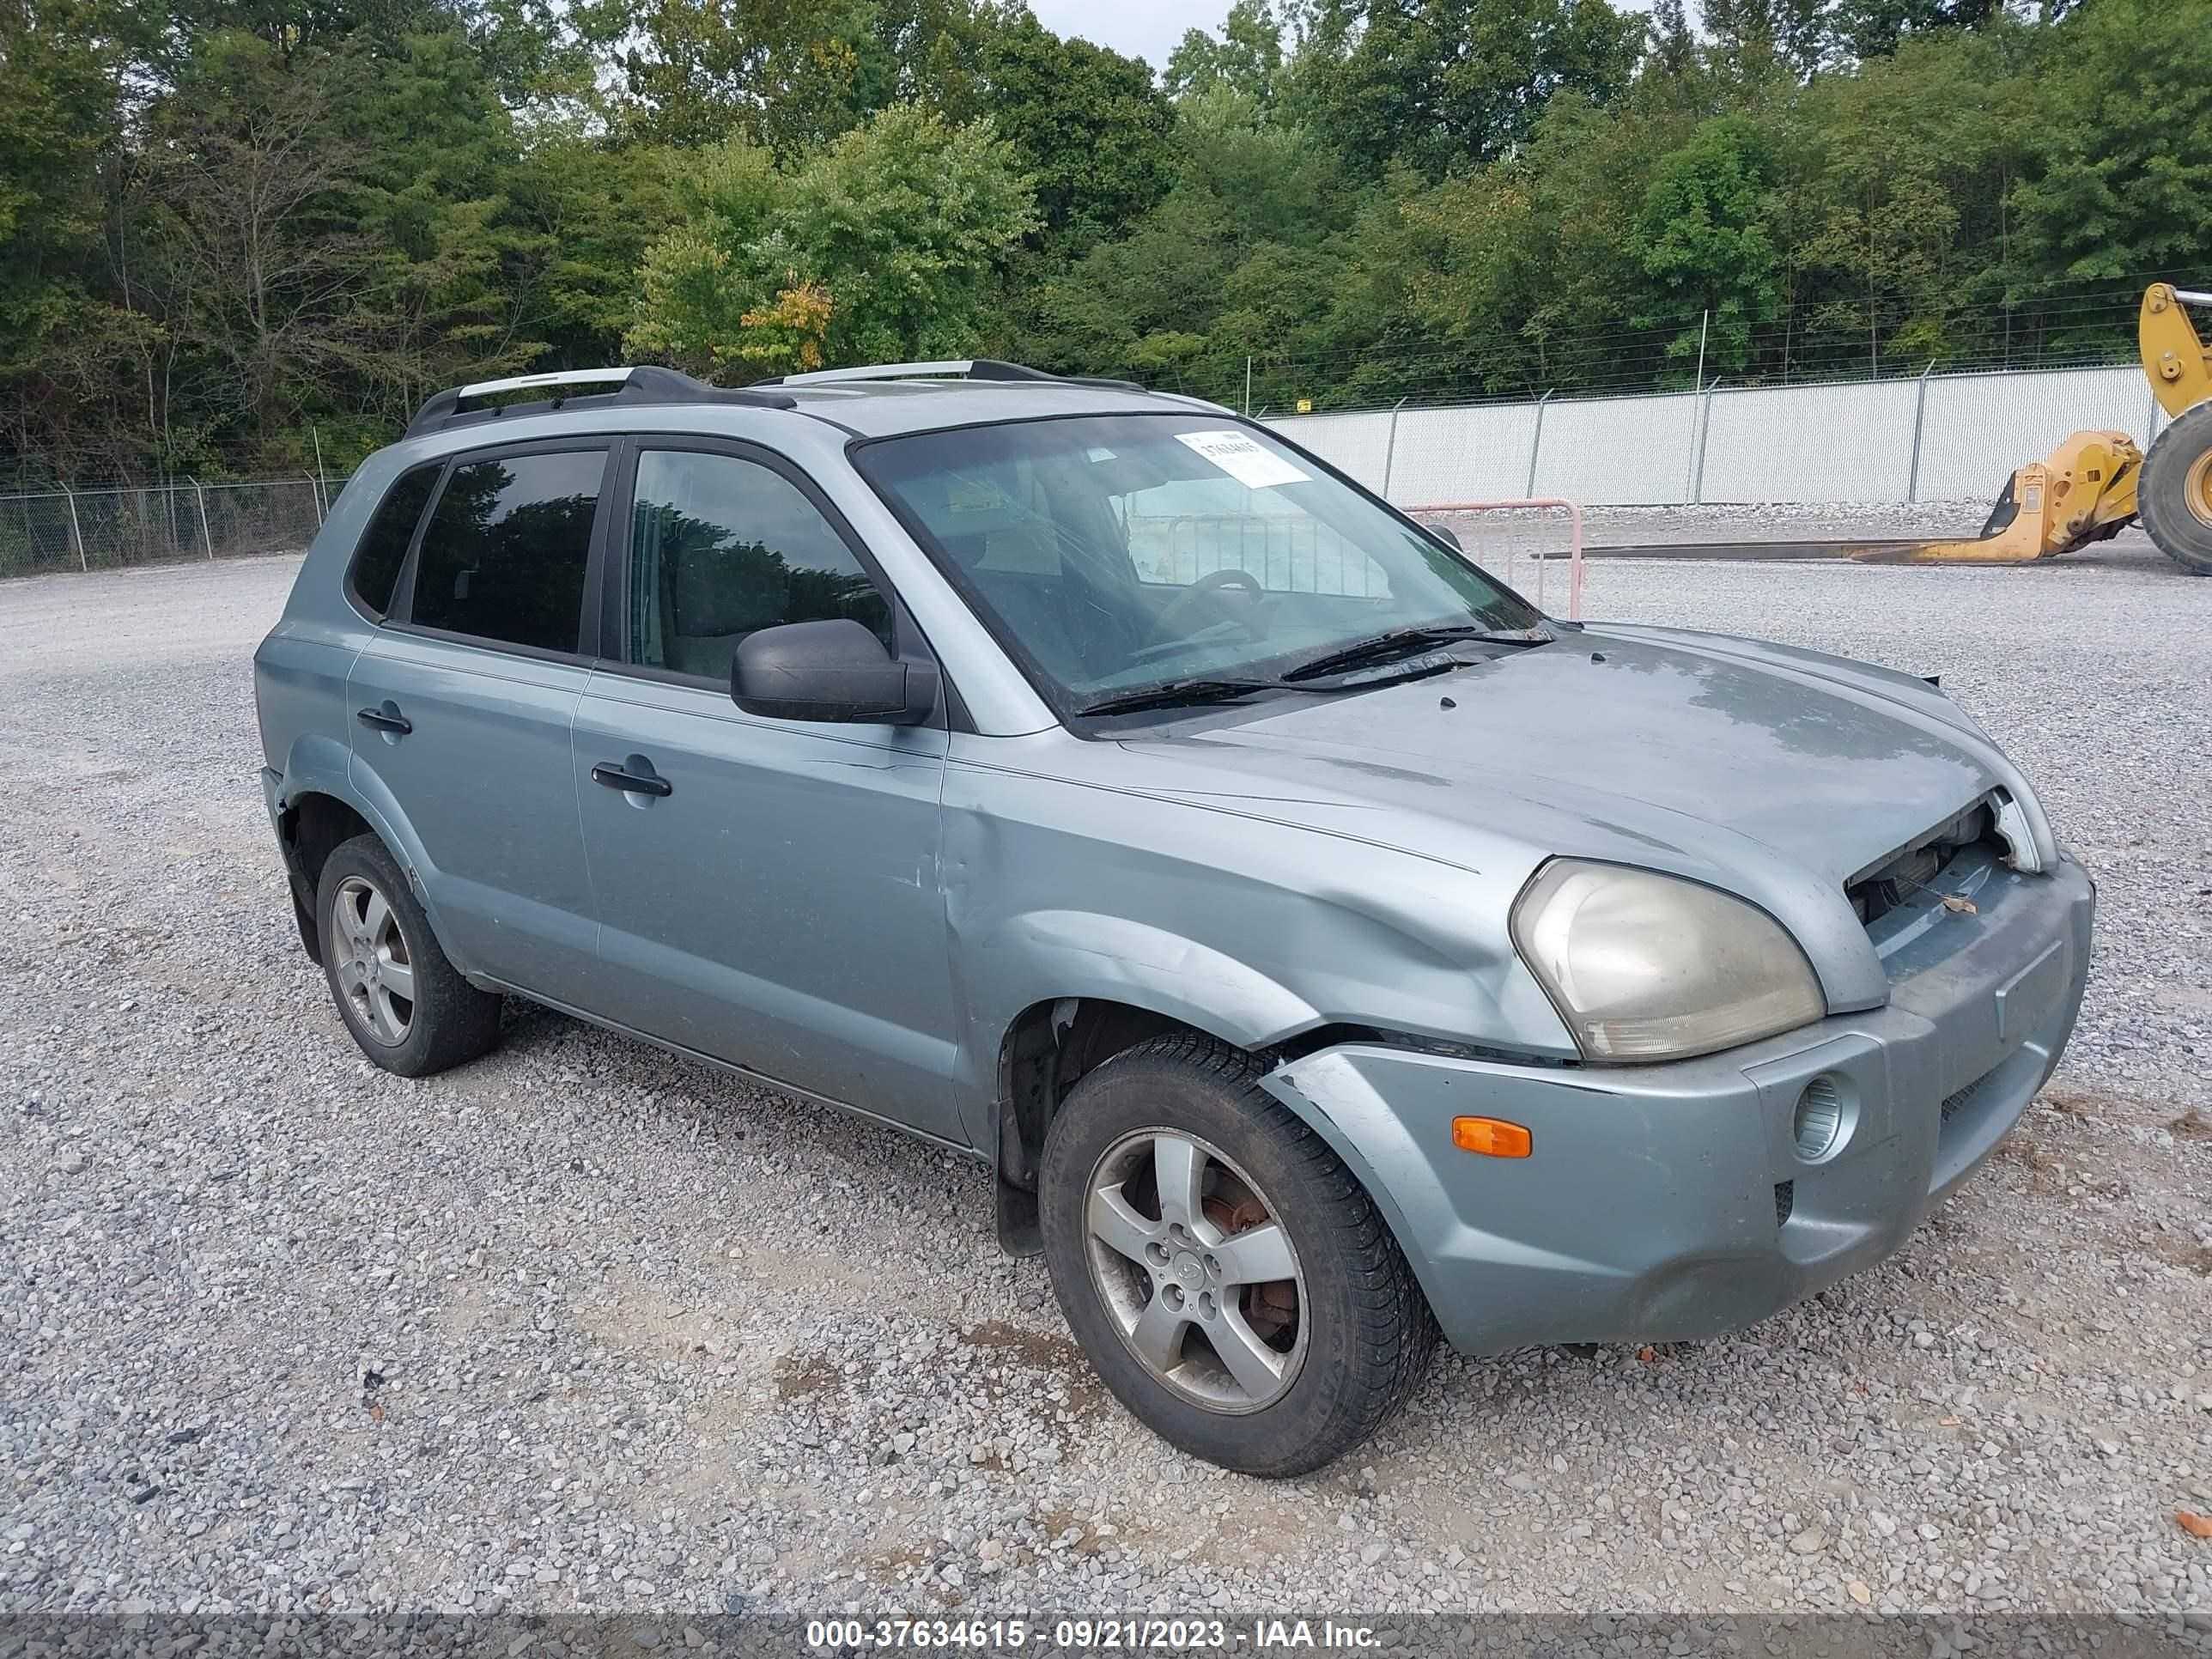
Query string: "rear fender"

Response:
xmin=273 ymin=736 xmax=465 ymax=972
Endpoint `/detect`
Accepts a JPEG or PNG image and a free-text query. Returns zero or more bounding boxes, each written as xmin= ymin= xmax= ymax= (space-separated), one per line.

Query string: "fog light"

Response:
xmin=1792 ymin=1075 xmax=1847 ymax=1161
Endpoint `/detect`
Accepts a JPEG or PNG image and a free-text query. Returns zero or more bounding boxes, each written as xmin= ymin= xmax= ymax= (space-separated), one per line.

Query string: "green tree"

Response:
xmin=1700 ymin=0 xmax=1832 ymax=79
xmin=973 ymin=14 xmax=1177 ymax=251
xmin=1000 ymin=88 xmax=1353 ymax=404
xmin=1292 ymin=0 xmax=1646 ymax=181
xmin=2011 ymin=0 xmax=2212 ymax=299
xmin=0 ymin=0 xmax=153 ymax=477
xmin=134 ymin=33 xmax=386 ymax=453
xmin=1832 ymin=0 xmax=2000 ymax=63
xmin=577 ymin=0 xmax=885 ymax=150
xmin=628 ymin=104 xmax=1036 ymax=376
xmin=339 ymin=26 xmax=548 ymax=424
xmin=1349 ymin=88 xmax=1693 ymax=399
xmin=1633 ymin=116 xmax=1782 ymax=379
xmin=1165 ymin=0 xmax=1287 ymax=105
xmin=510 ymin=130 xmax=683 ymax=370
xmin=577 ymin=0 xmax=1025 ymax=154
xmin=1791 ymin=25 xmax=2040 ymax=371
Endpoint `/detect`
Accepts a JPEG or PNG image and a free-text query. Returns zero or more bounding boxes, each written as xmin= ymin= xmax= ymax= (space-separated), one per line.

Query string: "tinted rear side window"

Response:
xmin=348 ymin=463 xmax=441 ymax=617
xmin=410 ymin=450 xmax=606 ymax=653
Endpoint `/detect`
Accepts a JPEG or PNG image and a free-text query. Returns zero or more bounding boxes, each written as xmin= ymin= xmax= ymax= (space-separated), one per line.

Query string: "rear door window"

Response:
xmin=347 ymin=462 xmax=442 ymax=617
xmin=410 ymin=449 xmax=607 ymax=653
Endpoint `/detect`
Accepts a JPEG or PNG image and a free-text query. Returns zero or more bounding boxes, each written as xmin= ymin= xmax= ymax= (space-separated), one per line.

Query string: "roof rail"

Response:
xmin=404 ymin=365 xmax=796 ymax=437
xmin=765 ymin=358 xmax=1147 ymax=394
xmin=769 ymin=358 xmax=1042 ymax=386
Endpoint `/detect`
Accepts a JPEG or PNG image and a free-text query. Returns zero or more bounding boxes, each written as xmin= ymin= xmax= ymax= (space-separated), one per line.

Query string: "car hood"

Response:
xmin=1113 ymin=623 xmax=2051 ymax=1006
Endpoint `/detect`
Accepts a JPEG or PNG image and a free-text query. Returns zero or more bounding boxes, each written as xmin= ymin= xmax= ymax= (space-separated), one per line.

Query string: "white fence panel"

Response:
xmin=1382 ymin=402 xmax=1540 ymax=503
xmin=1916 ymin=365 xmax=2158 ymax=503
xmin=1698 ymin=378 xmax=1917 ymax=503
xmin=1281 ymin=410 xmax=1394 ymax=492
xmin=1269 ymin=359 xmax=2180 ymax=509
xmin=1530 ymin=392 xmax=1702 ymax=504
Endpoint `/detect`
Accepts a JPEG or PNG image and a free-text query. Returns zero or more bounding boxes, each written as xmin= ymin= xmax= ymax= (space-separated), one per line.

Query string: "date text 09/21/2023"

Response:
xmin=804 ymin=1618 xmax=1382 ymax=1650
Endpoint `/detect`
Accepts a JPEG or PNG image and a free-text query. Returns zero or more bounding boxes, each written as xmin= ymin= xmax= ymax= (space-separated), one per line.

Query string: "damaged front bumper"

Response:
xmin=1260 ymin=854 xmax=2095 ymax=1355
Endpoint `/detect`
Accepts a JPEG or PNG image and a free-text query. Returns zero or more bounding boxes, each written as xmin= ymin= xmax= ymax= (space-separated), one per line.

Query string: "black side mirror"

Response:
xmin=1423 ymin=520 xmax=1462 ymax=551
xmin=732 ymin=618 xmax=939 ymax=726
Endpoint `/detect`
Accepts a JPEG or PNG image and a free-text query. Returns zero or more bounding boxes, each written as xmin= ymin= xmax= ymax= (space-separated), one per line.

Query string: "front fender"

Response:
xmin=942 ymin=741 xmax=1580 ymax=1152
xmin=989 ymin=910 xmax=1322 ymax=1047
xmin=951 ymin=908 xmax=1323 ymax=1152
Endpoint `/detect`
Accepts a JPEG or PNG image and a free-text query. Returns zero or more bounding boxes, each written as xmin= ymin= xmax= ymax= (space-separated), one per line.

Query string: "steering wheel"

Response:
xmin=1153 ymin=567 xmax=1270 ymax=645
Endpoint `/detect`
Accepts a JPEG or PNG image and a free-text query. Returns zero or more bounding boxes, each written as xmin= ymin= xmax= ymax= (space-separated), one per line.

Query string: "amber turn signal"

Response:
xmin=1451 ymin=1115 xmax=1532 ymax=1158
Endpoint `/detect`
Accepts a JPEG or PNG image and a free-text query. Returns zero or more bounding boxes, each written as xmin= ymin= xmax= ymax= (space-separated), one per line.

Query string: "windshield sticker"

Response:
xmin=1174 ymin=430 xmax=1311 ymax=489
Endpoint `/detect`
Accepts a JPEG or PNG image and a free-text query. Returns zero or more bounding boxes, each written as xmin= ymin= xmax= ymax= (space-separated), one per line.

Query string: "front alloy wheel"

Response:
xmin=1039 ymin=1033 xmax=1436 ymax=1477
xmin=1085 ymin=1129 xmax=1308 ymax=1413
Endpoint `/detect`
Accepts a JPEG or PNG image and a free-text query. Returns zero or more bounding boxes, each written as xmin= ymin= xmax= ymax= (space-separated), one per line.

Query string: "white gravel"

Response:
xmin=1577 ymin=499 xmax=2012 ymax=544
xmin=2 ymin=541 xmax=2209 ymax=1632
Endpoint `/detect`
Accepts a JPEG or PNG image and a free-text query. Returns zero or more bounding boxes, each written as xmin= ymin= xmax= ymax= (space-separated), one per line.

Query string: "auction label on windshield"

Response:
xmin=1176 ymin=429 xmax=1311 ymax=489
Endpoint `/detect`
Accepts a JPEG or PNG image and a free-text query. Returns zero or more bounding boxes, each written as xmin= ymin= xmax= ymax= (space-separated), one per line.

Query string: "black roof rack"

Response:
xmin=404 ymin=366 xmax=797 ymax=438
xmin=757 ymin=358 xmax=1149 ymax=394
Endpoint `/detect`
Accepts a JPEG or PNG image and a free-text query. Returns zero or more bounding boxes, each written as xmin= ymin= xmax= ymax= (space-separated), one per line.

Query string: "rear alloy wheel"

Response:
xmin=1039 ymin=1034 xmax=1436 ymax=1477
xmin=316 ymin=833 xmax=502 ymax=1077
xmin=331 ymin=874 xmax=416 ymax=1048
xmin=2138 ymin=401 xmax=2212 ymax=574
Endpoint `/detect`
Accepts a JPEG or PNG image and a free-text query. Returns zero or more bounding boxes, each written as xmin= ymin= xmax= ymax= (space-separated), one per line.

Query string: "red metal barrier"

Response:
xmin=1406 ymin=498 xmax=1584 ymax=620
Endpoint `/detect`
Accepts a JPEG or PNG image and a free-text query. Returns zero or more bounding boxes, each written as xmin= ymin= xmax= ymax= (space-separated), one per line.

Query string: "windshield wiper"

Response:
xmin=1280 ymin=623 xmax=1550 ymax=683
xmin=1075 ymin=678 xmax=1293 ymax=717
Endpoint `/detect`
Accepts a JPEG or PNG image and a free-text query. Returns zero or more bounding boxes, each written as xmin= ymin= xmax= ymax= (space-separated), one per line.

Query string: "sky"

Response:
xmin=1024 ymin=0 xmax=1235 ymax=68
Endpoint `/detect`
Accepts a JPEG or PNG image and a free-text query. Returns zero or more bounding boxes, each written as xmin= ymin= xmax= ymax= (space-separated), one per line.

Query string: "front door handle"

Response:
xmin=591 ymin=761 xmax=673 ymax=798
xmin=356 ymin=705 xmax=412 ymax=736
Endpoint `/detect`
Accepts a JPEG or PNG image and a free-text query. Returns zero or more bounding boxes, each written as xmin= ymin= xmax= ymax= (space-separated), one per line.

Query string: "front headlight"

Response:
xmin=1510 ymin=860 xmax=1826 ymax=1062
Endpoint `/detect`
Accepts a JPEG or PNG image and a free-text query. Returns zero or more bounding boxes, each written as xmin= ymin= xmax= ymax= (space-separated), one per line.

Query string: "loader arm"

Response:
xmin=2142 ymin=283 xmax=2212 ymax=421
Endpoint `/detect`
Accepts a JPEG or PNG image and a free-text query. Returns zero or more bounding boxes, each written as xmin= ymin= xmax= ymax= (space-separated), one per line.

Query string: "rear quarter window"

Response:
xmin=346 ymin=463 xmax=443 ymax=618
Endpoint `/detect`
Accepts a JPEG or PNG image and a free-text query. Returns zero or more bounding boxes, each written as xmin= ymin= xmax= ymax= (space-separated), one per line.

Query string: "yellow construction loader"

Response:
xmin=1859 ymin=283 xmax=2212 ymax=574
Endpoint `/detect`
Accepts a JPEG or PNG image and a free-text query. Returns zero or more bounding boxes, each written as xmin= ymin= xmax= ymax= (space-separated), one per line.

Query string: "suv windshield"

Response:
xmin=854 ymin=414 xmax=1542 ymax=715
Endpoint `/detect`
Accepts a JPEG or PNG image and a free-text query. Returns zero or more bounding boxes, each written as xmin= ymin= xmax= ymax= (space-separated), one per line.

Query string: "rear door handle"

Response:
xmin=591 ymin=762 xmax=672 ymax=798
xmin=356 ymin=706 xmax=412 ymax=735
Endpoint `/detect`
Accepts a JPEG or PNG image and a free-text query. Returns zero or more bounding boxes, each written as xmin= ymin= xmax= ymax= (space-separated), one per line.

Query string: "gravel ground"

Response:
xmin=1577 ymin=499 xmax=2009 ymax=545
xmin=2 ymin=540 xmax=2209 ymax=1632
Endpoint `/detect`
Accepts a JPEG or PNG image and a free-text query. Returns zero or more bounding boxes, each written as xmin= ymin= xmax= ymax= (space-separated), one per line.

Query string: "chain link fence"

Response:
xmin=0 ymin=477 xmax=341 ymax=577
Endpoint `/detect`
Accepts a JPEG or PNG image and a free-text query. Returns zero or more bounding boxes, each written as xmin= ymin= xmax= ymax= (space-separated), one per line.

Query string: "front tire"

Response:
xmin=2138 ymin=401 xmax=2212 ymax=574
xmin=316 ymin=834 xmax=502 ymax=1077
xmin=1038 ymin=1034 xmax=1436 ymax=1477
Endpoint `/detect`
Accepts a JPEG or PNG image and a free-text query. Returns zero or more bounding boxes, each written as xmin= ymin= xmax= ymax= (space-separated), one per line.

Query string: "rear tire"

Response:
xmin=2138 ymin=401 xmax=2212 ymax=574
xmin=1038 ymin=1033 xmax=1436 ymax=1477
xmin=317 ymin=834 xmax=502 ymax=1077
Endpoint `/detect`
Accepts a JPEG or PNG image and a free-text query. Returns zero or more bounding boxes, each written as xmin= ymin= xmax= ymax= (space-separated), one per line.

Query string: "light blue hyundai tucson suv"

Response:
xmin=254 ymin=361 xmax=2094 ymax=1475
